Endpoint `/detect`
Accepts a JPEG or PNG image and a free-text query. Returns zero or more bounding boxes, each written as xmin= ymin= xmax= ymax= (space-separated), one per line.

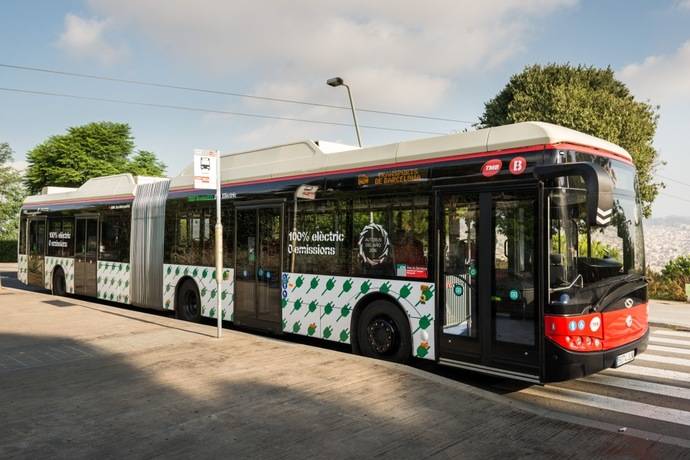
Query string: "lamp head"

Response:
xmin=326 ymin=77 xmax=344 ymax=87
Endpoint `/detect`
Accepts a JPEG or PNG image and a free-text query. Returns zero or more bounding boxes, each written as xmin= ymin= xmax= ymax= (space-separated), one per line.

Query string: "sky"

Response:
xmin=1 ymin=0 xmax=689 ymax=217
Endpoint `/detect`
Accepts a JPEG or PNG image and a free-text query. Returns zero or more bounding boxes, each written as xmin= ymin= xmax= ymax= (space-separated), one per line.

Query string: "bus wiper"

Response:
xmin=592 ymin=273 xmax=646 ymax=312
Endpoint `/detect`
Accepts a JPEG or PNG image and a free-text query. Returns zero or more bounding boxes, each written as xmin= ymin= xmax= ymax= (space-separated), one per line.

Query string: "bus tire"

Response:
xmin=176 ymin=278 xmax=202 ymax=322
xmin=356 ymin=300 xmax=411 ymax=364
xmin=52 ymin=267 xmax=66 ymax=296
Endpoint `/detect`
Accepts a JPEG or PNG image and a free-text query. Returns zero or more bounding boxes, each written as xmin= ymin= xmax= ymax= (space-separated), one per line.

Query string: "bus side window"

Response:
xmin=100 ymin=213 xmax=130 ymax=262
xmin=19 ymin=216 xmax=27 ymax=254
xmin=352 ymin=194 xmax=430 ymax=279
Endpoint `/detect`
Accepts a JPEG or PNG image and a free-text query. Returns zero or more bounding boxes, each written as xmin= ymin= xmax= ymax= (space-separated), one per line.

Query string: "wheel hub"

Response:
xmin=184 ymin=291 xmax=199 ymax=317
xmin=367 ymin=318 xmax=397 ymax=355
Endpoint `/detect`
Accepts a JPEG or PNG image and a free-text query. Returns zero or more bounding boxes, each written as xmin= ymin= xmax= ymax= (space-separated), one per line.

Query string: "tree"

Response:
xmin=127 ymin=150 xmax=166 ymax=177
xmin=479 ymin=64 xmax=661 ymax=217
xmin=0 ymin=142 xmax=27 ymax=240
xmin=648 ymin=255 xmax=690 ymax=301
xmin=24 ymin=122 xmax=166 ymax=194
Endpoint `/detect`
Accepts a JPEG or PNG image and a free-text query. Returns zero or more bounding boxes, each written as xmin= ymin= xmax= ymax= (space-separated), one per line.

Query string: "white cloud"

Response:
xmin=676 ymin=0 xmax=690 ymax=10
xmin=618 ymin=40 xmax=690 ymax=218
xmin=618 ymin=40 xmax=690 ymax=105
xmin=56 ymin=13 xmax=127 ymax=65
xmin=85 ymin=0 xmax=576 ymax=111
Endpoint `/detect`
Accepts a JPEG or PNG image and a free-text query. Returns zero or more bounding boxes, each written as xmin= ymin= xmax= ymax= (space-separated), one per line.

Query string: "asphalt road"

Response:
xmin=1 ymin=263 xmax=689 ymax=456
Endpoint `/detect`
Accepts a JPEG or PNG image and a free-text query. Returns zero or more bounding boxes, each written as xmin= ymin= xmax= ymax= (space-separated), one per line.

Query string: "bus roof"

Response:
xmin=23 ymin=122 xmax=631 ymax=206
xmin=23 ymin=174 xmax=167 ymax=206
xmin=169 ymin=121 xmax=631 ymax=190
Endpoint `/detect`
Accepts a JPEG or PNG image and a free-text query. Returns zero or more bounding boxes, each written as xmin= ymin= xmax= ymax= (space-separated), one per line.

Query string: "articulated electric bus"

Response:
xmin=18 ymin=122 xmax=648 ymax=382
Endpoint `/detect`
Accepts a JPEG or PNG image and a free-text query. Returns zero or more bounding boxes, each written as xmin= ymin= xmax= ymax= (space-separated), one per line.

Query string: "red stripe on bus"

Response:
xmin=170 ymin=142 xmax=632 ymax=193
xmin=170 ymin=144 xmax=548 ymax=193
xmin=546 ymin=142 xmax=633 ymax=164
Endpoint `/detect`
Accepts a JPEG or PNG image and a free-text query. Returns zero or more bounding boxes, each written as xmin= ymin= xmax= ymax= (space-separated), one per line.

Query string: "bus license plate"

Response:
xmin=614 ymin=350 xmax=635 ymax=368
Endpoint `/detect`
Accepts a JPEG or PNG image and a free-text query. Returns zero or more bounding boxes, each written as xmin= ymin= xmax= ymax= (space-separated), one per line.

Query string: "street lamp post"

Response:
xmin=326 ymin=77 xmax=362 ymax=147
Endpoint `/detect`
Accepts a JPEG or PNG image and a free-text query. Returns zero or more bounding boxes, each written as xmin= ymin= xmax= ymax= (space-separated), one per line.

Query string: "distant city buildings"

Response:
xmin=644 ymin=217 xmax=690 ymax=272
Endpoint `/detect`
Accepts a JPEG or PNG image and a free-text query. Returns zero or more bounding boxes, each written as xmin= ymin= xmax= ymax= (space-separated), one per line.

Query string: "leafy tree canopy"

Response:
xmin=0 ymin=142 xmax=27 ymax=240
xmin=24 ymin=122 xmax=166 ymax=194
xmin=479 ymin=64 xmax=662 ymax=217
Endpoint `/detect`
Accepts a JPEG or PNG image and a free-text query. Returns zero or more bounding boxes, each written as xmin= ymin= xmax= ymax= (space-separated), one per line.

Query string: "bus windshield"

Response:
xmin=548 ymin=161 xmax=645 ymax=310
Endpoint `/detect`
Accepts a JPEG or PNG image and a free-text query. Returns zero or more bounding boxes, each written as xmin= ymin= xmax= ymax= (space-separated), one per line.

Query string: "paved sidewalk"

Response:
xmin=650 ymin=299 xmax=690 ymax=330
xmin=1 ymin=286 xmax=688 ymax=457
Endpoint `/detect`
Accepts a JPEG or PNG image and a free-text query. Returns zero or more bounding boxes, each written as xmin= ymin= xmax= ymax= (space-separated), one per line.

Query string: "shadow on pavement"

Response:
xmin=0 ymin=332 xmax=686 ymax=459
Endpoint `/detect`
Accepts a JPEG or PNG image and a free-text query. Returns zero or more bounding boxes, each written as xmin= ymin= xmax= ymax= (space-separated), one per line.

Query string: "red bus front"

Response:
xmin=541 ymin=152 xmax=648 ymax=381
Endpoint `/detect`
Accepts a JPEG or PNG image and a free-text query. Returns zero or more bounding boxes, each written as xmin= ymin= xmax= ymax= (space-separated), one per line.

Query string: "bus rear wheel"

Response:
xmin=356 ymin=300 xmax=411 ymax=364
xmin=176 ymin=279 xmax=201 ymax=322
xmin=52 ymin=267 xmax=66 ymax=296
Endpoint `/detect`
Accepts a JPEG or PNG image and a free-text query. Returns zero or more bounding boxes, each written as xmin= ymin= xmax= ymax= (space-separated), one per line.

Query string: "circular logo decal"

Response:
xmin=481 ymin=159 xmax=502 ymax=177
xmin=589 ymin=316 xmax=601 ymax=332
xmin=624 ymin=298 xmax=634 ymax=309
xmin=509 ymin=289 xmax=520 ymax=301
xmin=358 ymin=222 xmax=390 ymax=266
xmin=453 ymin=284 xmax=464 ymax=297
xmin=509 ymin=156 xmax=527 ymax=175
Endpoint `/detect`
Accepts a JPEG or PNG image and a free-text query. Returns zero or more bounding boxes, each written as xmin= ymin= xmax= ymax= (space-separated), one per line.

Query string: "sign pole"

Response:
xmin=215 ymin=152 xmax=223 ymax=339
xmin=193 ymin=148 xmax=223 ymax=339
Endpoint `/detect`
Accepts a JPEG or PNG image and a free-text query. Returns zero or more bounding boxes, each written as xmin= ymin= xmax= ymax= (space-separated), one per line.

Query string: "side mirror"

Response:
xmin=534 ymin=162 xmax=614 ymax=227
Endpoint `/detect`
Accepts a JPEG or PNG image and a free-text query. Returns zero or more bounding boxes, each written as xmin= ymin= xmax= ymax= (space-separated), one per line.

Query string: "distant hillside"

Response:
xmin=644 ymin=217 xmax=690 ymax=271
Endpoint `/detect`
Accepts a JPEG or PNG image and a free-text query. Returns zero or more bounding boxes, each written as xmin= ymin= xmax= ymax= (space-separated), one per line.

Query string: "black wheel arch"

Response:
xmin=350 ymin=292 xmax=411 ymax=354
xmin=51 ymin=265 xmax=66 ymax=292
xmin=174 ymin=276 xmax=199 ymax=312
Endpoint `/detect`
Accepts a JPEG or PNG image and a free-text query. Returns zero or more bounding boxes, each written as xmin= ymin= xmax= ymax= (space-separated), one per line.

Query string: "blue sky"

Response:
xmin=1 ymin=0 xmax=689 ymax=217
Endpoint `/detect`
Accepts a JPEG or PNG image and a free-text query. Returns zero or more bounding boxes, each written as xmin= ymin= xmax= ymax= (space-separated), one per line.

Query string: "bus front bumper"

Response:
xmin=544 ymin=327 xmax=649 ymax=382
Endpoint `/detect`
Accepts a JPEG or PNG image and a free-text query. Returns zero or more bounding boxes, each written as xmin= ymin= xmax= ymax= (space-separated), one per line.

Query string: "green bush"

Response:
xmin=648 ymin=255 xmax=690 ymax=302
xmin=0 ymin=240 xmax=17 ymax=262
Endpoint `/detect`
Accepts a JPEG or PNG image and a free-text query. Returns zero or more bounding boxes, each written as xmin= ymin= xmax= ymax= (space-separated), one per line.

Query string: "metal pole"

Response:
xmin=343 ymin=84 xmax=362 ymax=147
xmin=291 ymin=194 xmax=297 ymax=272
xmin=215 ymin=151 xmax=223 ymax=339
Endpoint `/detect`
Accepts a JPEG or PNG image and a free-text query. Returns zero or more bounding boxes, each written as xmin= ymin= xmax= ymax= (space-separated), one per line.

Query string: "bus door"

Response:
xmin=27 ymin=217 xmax=46 ymax=288
xmin=234 ymin=204 xmax=283 ymax=332
xmin=437 ymin=186 xmax=542 ymax=381
xmin=74 ymin=216 xmax=98 ymax=297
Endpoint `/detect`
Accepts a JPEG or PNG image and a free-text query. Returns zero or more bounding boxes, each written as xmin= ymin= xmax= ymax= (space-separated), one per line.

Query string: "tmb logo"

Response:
xmin=481 ymin=159 xmax=502 ymax=177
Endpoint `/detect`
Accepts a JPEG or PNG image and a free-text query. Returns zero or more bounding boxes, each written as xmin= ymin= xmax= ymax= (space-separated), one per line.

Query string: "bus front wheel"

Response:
xmin=356 ymin=300 xmax=411 ymax=364
xmin=176 ymin=279 xmax=201 ymax=322
xmin=52 ymin=267 xmax=66 ymax=296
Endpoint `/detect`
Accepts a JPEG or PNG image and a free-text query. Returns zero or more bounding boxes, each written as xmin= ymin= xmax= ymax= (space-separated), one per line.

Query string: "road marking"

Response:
xmin=647 ymin=344 xmax=690 ymax=356
xmin=649 ymin=337 xmax=690 ymax=347
xmin=521 ymin=385 xmax=690 ymax=426
xmin=651 ymin=329 xmax=690 ymax=339
xmin=607 ymin=364 xmax=690 ymax=383
xmin=637 ymin=353 xmax=690 ymax=368
xmin=580 ymin=373 xmax=690 ymax=400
